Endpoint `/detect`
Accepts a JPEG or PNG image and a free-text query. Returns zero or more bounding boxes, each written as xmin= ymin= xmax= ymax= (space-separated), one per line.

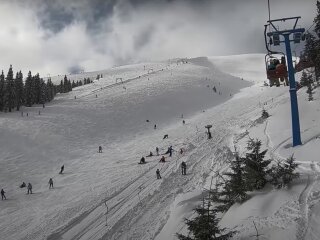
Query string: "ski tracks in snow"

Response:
xmin=296 ymin=162 xmax=320 ymax=240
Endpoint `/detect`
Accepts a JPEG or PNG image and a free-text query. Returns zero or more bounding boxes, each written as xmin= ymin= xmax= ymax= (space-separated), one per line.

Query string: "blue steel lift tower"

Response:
xmin=266 ymin=17 xmax=305 ymax=147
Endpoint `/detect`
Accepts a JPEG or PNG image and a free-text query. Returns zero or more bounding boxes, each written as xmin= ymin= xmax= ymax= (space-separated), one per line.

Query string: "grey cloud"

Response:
xmin=0 ymin=0 xmax=316 ymax=76
xmin=134 ymin=25 xmax=155 ymax=50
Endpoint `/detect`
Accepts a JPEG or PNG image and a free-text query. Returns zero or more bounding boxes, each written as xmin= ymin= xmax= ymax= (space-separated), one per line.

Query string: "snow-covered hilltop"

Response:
xmin=0 ymin=54 xmax=319 ymax=240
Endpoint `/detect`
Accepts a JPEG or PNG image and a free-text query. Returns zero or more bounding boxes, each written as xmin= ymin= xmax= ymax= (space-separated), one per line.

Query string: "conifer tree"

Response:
xmin=33 ymin=73 xmax=41 ymax=104
xmin=15 ymin=71 xmax=24 ymax=111
xmin=0 ymin=71 xmax=5 ymax=111
xmin=282 ymin=155 xmax=299 ymax=185
xmin=307 ymin=84 xmax=313 ymax=101
xmin=63 ymin=75 xmax=68 ymax=92
xmin=244 ymin=138 xmax=271 ymax=190
xmin=5 ymin=65 xmax=15 ymax=112
xmin=220 ymin=152 xmax=247 ymax=206
xmin=269 ymin=155 xmax=299 ymax=188
xmin=39 ymin=79 xmax=47 ymax=104
xmin=67 ymin=80 xmax=72 ymax=92
xmin=60 ymin=80 xmax=64 ymax=93
xmin=300 ymin=71 xmax=310 ymax=87
xmin=314 ymin=1 xmax=320 ymax=38
xmin=24 ymin=71 xmax=33 ymax=107
xmin=176 ymin=197 xmax=235 ymax=240
xmin=72 ymin=80 xmax=76 ymax=88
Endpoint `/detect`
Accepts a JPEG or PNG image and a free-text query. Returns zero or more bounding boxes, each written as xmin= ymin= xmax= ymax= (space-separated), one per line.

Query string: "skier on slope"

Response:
xmin=48 ymin=178 xmax=54 ymax=189
xmin=156 ymin=169 xmax=162 ymax=179
xmin=156 ymin=147 xmax=159 ymax=156
xmin=1 ymin=189 xmax=6 ymax=200
xmin=59 ymin=165 xmax=64 ymax=174
xmin=181 ymin=161 xmax=187 ymax=175
xmin=168 ymin=146 xmax=173 ymax=157
xmin=99 ymin=146 xmax=102 ymax=153
xmin=27 ymin=183 xmax=32 ymax=194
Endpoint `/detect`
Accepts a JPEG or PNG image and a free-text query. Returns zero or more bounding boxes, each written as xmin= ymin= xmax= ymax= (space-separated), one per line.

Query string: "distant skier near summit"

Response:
xmin=1 ymin=189 xmax=6 ymax=200
xmin=48 ymin=178 xmax=54 ymax=189
xmin=27 ymin=183 xmax=32 ymax=194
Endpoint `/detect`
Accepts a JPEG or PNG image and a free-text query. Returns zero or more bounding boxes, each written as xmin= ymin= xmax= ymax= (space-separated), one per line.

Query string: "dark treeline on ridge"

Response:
xmin=0 ymin=65 xmax=93 ymax=113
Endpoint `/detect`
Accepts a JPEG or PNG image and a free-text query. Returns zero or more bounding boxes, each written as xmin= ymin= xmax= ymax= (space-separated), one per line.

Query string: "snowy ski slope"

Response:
xmin=0 ymin=54 xmax=320 ymax=240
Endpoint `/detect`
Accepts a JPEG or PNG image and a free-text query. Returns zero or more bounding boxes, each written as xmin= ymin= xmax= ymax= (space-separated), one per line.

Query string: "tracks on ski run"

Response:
xmin=296 ymin=163 xmax=320 ymax=240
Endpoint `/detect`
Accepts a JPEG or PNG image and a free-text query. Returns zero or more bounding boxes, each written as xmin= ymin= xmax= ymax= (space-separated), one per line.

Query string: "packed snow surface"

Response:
xmin=0 ymin=54 xmax=319 ymax=240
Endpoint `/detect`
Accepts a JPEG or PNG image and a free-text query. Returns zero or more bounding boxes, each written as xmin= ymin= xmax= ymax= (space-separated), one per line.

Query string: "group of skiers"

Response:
xmin=1 ymin=165 xmax=64 ymax=201
xmin=138 ymin=144 xmax=187 ymax=180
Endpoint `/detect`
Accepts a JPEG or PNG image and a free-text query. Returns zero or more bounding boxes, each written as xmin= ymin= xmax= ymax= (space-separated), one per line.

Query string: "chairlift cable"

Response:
xmin=306 ymin=21 xmax=315 ymax=32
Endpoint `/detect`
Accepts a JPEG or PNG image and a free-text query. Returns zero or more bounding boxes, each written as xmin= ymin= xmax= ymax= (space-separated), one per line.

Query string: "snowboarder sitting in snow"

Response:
xmin=99 ymin=146 xmax=102 ymax=153
xmin=27 ymin=183 xmax=32 ymax=194
xmin=163 ymin=134 xmax=168 ymax=139
xmin=181 ymin=161 xmax=187 ymax=175
xmin=1 ymin=189 xmax=6 ymax=200
xmin=59 ymin=165 xmax=64 ymax=174
xmin=156 ymin=169 xmax=162 ymax=179
xmin=19 ymin=182 xmax=26 ymax=188
xmin=139 ymin=157 xmax=146 ymax=164
xmin=48 ymin=178 xmax=54 ymax=189
xmin=147 ymin=152 xmax=153 ymax=157
xmin=159 ymin=156 xmax=166 ymax=163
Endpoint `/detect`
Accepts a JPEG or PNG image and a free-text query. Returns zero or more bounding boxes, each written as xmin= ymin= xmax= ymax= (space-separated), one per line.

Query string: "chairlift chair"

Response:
xmin=265 ymin=53 xmax=288 ymax=87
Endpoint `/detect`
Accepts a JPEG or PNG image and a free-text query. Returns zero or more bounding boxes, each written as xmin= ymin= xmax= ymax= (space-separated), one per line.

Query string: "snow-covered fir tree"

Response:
xmin=244 ymin=138 xmax=271 ymax=190
xmin=176 ymin=196 xmax=235 ymax=240
xmin=220 ymin=152 xmax=247 ymax=207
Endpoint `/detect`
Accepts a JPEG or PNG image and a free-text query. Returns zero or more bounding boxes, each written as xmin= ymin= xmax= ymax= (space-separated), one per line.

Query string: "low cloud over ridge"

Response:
xmin=0 ymin=0 xmax=315 ymax=76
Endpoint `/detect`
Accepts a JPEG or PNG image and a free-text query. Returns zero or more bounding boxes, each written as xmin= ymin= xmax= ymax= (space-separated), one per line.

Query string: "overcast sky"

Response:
xmin=0 ymin=0 xmax=316 ymax=76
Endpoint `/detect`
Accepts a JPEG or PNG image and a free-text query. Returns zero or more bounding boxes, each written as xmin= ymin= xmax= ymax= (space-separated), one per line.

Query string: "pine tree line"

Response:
xmin=0 ymin=65 xmax=56 ymax=112
xmin=70 ymin=77 xmax=93 ymax=89
xmin=0 ymin=65 xmax=95 ymax=113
